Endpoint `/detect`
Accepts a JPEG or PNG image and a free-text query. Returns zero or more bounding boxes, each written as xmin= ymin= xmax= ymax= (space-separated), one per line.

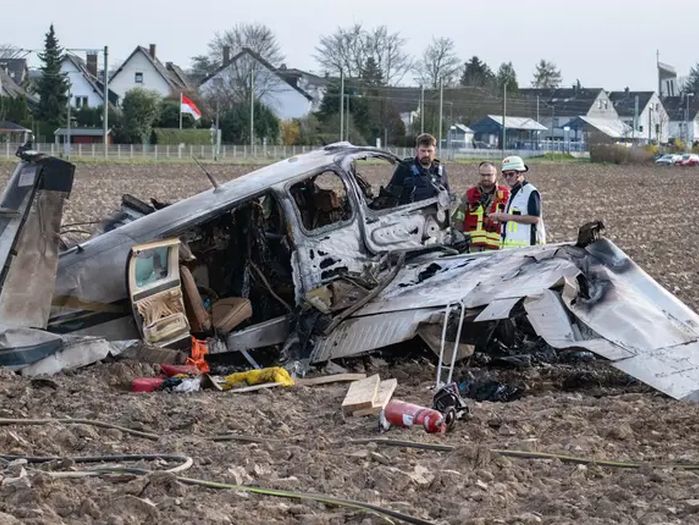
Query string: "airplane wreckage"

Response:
xmin=1 ymin=144 xmax=699 ymax=401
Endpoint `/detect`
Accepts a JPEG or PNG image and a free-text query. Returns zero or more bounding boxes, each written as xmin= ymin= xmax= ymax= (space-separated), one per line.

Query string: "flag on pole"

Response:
xmin=180 ymin=94 xmax=202 ymax=121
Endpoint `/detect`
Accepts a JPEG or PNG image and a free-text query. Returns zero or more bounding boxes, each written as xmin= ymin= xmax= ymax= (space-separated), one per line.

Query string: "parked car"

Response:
xmin=655 ymin=154 xmax=682 ymax=166
xmin=472 ymin=140 xmax=494 ymax=150
xmin=678 ymin=153 xmax=699 ymax=166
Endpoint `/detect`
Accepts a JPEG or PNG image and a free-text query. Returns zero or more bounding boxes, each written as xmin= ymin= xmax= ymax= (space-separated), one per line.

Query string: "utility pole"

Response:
xmin=648 ymin=106 xmax=652 ymax=144
xmin=345 ymin=94 xmax=350 ymax=141
xmin=339 ymin=70 xmax=344 ymax=141
xmin=685 ymin=93 xmax=694 ymax=148
xmin=551 ymin=105 xmax=555 ymax=151
xmin=633 ymin=95 xmax=639 ymax=143
xmin=66 ymin=95 xmax=72 ymax=158
xmin=438 ymin=79 xmax=444 ymax=152
xmin=420 ymin=85 xmax=425 ymax=134
xmin=502 ymin=83 xmax=508 ymax=152
xmin=103 ymin=46 xmax=109 ymax=157
xmin=250 ymin=71 xmax=255 ymax=153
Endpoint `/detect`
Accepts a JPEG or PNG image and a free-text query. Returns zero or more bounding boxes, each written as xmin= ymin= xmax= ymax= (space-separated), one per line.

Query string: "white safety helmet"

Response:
xmin=501 ymin=155 xmax=528 ymax=173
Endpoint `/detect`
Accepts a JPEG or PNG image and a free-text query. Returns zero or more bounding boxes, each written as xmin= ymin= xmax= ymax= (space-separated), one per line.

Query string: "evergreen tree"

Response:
xmin=496 ymin=62 xmax=519 ymax=94
xmin=360 ymin=57 xmax=384 ymax=87
xmin=36 ymin=25 xmax=69 ymax=133
xmin=684 ymin=63 xmax=699 ymax=95
xmin=459 ymin=56 xmax=495 ymax=88
xmin=531 ymin=59 xmax=562 ymax=88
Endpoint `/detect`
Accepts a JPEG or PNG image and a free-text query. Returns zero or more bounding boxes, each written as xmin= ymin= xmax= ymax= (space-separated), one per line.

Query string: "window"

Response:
xmin=74 ymin=96 xmax=88 ymax=108
xmin=289 ymin=171 xmax=352 ymax=231
xmin=639 ymin=125 xmax=644 ymax=132
xmin=134 ymin=72 xmax=143 ymax=83
xmin=598 ymin=100 xmax=603 ymax=109
xmin=603 ymin=100 xmax=609 ymax=110
xmin=134 ymin=247 xmax=171 ymax=288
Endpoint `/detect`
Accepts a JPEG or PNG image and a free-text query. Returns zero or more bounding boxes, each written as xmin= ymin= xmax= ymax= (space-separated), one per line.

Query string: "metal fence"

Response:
xmin=0 ymin=142 xmax=588 ymax=162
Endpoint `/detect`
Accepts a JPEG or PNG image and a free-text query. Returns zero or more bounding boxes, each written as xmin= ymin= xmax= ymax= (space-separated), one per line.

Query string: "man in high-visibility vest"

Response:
xmin=490 ymin=156 xmax=546 ymax=248
xmin=454 ymin=162 xmax=510 ymax=251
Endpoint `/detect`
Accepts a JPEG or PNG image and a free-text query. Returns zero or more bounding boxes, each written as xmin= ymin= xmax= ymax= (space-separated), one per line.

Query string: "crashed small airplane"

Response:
xmin=2 ymin=144 xmax=699 ymax=401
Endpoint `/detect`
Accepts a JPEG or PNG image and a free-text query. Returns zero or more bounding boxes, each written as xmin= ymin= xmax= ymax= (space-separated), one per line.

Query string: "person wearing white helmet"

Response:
xmin=490 ymin=155 xmax=546 ymax=248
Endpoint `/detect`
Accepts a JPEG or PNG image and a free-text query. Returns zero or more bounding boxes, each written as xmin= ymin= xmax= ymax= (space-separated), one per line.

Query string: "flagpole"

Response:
xmin=179 ymin=92 xmax=183 ymax=130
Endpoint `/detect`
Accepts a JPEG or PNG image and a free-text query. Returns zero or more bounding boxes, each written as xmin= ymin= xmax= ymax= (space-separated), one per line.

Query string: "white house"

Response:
xmin=609 ymin=90 xmax=669 ymax=143
xmin=109 ymin=44 xmax=191 ymax=102
xmin=199 ymin=48 xmax=313 ymax=120
xmin=663 ymin=94 xmax=699 ymax=145
xmin=61 ymin=53 xmax=118 ymax=108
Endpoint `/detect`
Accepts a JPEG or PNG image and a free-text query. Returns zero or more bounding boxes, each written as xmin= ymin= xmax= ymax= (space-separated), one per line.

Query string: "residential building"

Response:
xmin=520 ymin=87 xmax=621 ymax=142
xmin=61 ymin=53 xmax=119 ymax=108
xmin=0 ymin=68 xmax=30 ymax=99
xmin=663 ymin=94 xmax=699 ymax=145
xmin=469 ymin=115 xmax=547 ymax=149
xmin=275 ymin=65 xmax=329 ymax=112
xmin=0 ymin=58 xmax=29 ymax=85
xmin=609 ymin=89 xmax=669 ymax=143
xmin=447 ymin=124 xmax=474 ymax=149
xmin=109 ymin=44 xmax=192 ymax=101
xmin=199 ymin=48 xmax=313 ymax=120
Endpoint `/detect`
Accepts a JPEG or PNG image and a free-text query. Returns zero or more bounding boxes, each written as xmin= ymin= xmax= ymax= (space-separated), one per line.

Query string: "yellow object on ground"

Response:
xmin=221 ymin=367 xmax=295 ymax=390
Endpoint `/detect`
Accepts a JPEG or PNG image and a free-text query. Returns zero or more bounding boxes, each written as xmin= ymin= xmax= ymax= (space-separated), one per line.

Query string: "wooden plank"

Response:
xmin=341 ymin=374 xmax=380 ymax=416
xmin=227 ymin=382 xmax=283 ymax=394
xmin=296 ymin=373 xmax=367 ymax=387
xmin=352 ymin=379 xmax=398 ymax=417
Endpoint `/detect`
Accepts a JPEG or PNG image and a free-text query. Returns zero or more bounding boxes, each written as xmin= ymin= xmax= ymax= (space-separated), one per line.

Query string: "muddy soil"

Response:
xmin=1 ymin=159 xmax=698 ymax=524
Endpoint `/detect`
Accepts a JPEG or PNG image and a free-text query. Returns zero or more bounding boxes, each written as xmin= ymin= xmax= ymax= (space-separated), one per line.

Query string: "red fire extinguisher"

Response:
xmin=380 ymin=400 xmax=447 ymax=434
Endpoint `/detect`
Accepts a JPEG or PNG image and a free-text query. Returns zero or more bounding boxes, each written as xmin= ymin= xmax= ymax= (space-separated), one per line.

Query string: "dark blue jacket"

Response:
xmin=385 ymin=158 xmax=449 ymax=205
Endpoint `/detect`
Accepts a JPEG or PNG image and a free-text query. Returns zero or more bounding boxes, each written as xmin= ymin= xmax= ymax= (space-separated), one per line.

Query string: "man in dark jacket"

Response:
xmin=384 ymin=133 xmax=449 ymax=206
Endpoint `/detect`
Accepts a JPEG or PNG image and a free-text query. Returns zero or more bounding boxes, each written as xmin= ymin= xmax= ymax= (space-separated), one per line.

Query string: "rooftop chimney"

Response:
xmin=86 ymin=52 xmax=98 ymax=77
xmin=149 ymin=44 xmax=156 ymax=59
xmin=222 ymin=45 xmax=231 ymax=67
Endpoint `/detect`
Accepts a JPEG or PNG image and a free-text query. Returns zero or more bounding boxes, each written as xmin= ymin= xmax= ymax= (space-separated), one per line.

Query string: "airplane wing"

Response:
xmin=312 ymin=239 xmax=699 ymax=402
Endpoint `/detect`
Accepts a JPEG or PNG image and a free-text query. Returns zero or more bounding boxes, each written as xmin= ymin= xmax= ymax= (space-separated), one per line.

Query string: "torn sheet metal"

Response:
xmin=0 ymin=156 xmax=74 ymax=328
xmin=524 ymin=289 xmax=634 ymax=361
xmin=345 ymin=239 xmax=699 ymax=401
xmin=475 ymin=297 xmax=521 ymax=322
xmin=20 ymin=336 xmax=124 ymax=376
xmin=612 ymin=341 xmax=699 ymax=402
xmin=312 ymin=308 xmax=436 ymax=362
xmin=0 ymin=328 xmax=64 ymax=369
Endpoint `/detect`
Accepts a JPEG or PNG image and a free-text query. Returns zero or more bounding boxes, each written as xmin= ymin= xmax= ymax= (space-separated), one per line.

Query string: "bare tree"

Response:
xmin=314 ymin=24 xmax=412 ymax=83
xmin=314 ymin=24 xmax=367 ymax=78
xmin=414 ymin=37 xmax=461 ymax=88
xmin=206 ymin=23 xmax=284 ymax=67
xmin=361 ymin=26 xmax=412 ymax=84
xmin=197 ymin=23 xmax=285 ymax=108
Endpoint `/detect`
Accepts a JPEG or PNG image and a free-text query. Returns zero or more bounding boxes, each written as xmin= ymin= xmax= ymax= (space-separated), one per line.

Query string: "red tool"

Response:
xmin=131 ymin=377 xmax=165 ymax=393
xmin=379 ymin=399 xmax=448 ymax=434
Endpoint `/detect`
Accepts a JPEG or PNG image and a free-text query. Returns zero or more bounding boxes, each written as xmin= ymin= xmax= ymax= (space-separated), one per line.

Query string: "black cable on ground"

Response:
xmin=0 ymin=453 xmax=193 ymax=474
xmin=348 ymin=438 xmax=699 ymax=470
xmin=1 ymin=451 xmax=434 ymax=525
xmin=0 ymin=418 xmax=159 ymax=440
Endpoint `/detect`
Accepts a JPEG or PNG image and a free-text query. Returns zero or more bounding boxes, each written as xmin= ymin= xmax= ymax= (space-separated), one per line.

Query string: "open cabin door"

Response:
xmin=127 ymin=239 xmax=190 ymax=348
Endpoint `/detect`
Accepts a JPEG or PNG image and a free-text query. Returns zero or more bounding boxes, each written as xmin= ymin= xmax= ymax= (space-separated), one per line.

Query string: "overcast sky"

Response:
xmin=5 ymin=0 xmax=697 ymax=90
